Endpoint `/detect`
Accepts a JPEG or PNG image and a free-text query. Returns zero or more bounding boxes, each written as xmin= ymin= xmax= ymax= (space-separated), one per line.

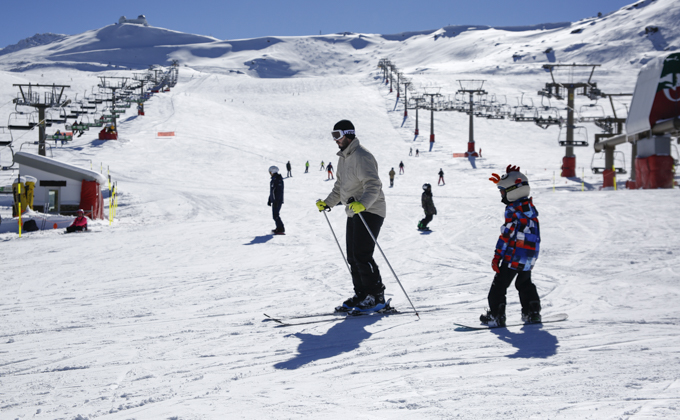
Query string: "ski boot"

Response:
xmin=480 ymin=304 xmax=506 ymax=327
xmin=521 ymin=301 xmax=542 ymax=324
xmin=335 ymin=294 xmax=362 ymax=312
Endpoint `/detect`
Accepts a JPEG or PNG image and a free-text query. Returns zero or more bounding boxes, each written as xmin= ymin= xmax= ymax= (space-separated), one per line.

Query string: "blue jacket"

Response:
xmin=494 ymin=197 xmax=540 ymax=271
xmin=268 ymin=173 xmax=284 ymax=205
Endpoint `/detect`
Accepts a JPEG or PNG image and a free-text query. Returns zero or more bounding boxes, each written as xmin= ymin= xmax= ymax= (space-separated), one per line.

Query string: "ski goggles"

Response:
xmin=331 ymin=129 xmax=355 ymax=140
xmin=498 ymin=181 xmax=529 ymax=195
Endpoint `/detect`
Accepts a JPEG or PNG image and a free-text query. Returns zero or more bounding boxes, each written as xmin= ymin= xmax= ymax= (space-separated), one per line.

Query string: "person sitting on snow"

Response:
xmin=65 ymin=209 xmax=88 ymax=233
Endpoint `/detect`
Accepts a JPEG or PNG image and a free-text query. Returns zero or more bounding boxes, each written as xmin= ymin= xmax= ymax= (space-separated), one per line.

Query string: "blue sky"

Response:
xmin=1 ymin=0 xmax=635 ymax=48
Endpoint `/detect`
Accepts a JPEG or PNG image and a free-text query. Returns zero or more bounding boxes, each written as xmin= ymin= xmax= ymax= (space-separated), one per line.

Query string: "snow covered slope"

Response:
xmin=1 ymin=1 xmax=679 ymax=419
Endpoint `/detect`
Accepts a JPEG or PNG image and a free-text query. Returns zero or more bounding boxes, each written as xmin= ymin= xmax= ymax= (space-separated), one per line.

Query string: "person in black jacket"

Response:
xmin=418 ymin=183 xmax=437 ymax=231
xmin=268 ymin=166 xmax=285 ymax=234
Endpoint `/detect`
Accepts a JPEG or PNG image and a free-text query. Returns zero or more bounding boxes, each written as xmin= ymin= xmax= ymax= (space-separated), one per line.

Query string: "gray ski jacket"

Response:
xmin=324 ymin=138 xmax=386 ymax=218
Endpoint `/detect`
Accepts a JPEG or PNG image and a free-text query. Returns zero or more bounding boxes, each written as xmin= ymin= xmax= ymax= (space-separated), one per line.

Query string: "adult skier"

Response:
xmin=326 ymin=162 xmax=334 ymax=179
xmin=305 ymin=161 xmax=309 ymax=173
xmin=316 ymin=120 xmax=387 ymax=311
xmin=438 ymin=168 xmax=445 ymax=186
xmin=418 ymin=184 xmax=436 ymax=231
xmin=481 ymin=165 xmax=541 ymax=327
xmin=286 ymin=161 xmax=292 ymax=177
xmin=399 ymin=161 xmax=405 ymax=174
xmin=320 ymin=161 xmax=325 ymax=171
xmin=389 ymin=167 xmax=396 ymax=187
xmin=268 ymin=166 xmax=285 ymax=235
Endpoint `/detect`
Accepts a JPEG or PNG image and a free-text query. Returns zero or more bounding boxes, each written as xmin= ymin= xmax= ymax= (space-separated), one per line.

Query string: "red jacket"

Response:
xmin=70 ymin=216 xmax=88 ymax=228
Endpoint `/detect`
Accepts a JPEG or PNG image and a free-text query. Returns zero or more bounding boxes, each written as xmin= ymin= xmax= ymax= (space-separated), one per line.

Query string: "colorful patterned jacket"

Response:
xmin=494 ymin=197 xmax=540 ymax=271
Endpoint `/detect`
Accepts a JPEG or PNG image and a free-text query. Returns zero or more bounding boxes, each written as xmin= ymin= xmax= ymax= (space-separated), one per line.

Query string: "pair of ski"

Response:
xmin=264 ymin=299 xmax=408 ymax=327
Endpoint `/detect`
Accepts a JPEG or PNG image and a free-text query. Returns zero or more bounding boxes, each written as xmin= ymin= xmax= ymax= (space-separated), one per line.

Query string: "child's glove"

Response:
xmin=492 ymin=255 xmax=501 ymax=273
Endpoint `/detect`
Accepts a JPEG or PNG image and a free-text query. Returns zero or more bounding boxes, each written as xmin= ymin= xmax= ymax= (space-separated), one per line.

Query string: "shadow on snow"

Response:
xmin=244 ymin=235 xmax=273 ymax=245
xmin=491 ymin=324 xmax=559 ymax=359
xmin=274 ymin=315 xmax=381 ymax=370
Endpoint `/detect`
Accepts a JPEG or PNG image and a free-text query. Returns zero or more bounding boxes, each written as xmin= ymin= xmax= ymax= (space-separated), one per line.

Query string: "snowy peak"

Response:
xmin=0 ymin=33 xmax=68 ymax=56
xmin=0 ymin=0 xmax=677 ymax=75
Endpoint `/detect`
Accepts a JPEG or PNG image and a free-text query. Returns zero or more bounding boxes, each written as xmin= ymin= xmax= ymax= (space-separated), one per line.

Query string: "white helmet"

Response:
xmin=269 ymin=166 xmax=279 ymax=174
xmin=489 ymin=165 xmax=530 ymax=203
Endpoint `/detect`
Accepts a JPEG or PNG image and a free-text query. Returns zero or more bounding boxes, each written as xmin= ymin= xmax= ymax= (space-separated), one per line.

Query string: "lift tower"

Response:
xmin=13 ymin=83 xmax=70 ymax=156
xmin=98 ymin=76 xmax=129 ymax=140
xmin=422 ymin=88 xmax=442 ymax=151
xmin=540 ymin=63 xmax=601 ymax=177
xmin=401 ymin=81 xmax=411 ymax=117
xmin=457 ymin=80 xmax=487 ymax=157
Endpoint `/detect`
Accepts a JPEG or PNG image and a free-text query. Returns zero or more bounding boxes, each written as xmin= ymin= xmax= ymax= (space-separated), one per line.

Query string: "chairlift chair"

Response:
xmin=8 ymin=112 xmax=37 ymax=130
xmin=558 ymin=126 xmax=589 ymax=147
xmin=590 ymin=151 xmax=627 ymax=174
xmin=578 ymin=102 xmax=605 ymax=122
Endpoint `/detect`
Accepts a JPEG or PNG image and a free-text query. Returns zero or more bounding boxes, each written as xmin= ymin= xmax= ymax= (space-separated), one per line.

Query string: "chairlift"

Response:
xmin=8 ymin=112 xmax=37 ymax=131
xmin=0 ymin=126 xmax=12 ymax=147
xmin=578 ymin=102 xmax=605 ymax=122
xmin=590 ymin=151 xmax=627 ymax=174
xmin=558 ymin=126 xmax=589 ymax=147
xmin=45 ymin=108 xmax=68 ymax=124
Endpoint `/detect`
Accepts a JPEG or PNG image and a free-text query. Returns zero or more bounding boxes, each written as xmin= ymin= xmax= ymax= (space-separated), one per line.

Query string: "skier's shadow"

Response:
xmin=244 ymin=235 xmax=273 ymax=245
xmin=490 ymin=324 xmax=559 ymax=358
xmin=274 ymin=316 xmax=380 ymax=370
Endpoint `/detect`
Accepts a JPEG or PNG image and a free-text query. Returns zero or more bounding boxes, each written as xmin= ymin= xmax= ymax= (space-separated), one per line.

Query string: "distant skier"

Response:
xmin=399 ymin=161 xmax=404 ymax=174
xmin=320 ymin=161 xmax=325 ymax=171
xmin=409 ymin=147 xmax=412 ymax=156
xmin=305 ymin=161 xmax=309 ymax=173
xmin=286 ymin=161 xmax=292 ymax=178
xmin=389 ymin=167 xmax=396 ymax=187
xmin=326 ymin=162 xmax=334 ymax=179
xmin=480 ymin=164 xmax=541 ymax=327
xmin=65 ymin=209 xmax=88 ymax=233
xmin=415 ymin=149 xmax=419 ymax=157
xmin=316 ymin=119 xmax=387 ymax=311
xmin=268 ymin=166 xmax=285 ymax=235
xmin=418 ymin=184 xmax=436 ymax=231
xmin=438 ymin=168 xmax=445 ymax=186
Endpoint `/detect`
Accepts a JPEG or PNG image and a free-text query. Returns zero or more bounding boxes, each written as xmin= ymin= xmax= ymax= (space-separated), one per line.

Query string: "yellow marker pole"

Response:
xmin=582 ymin=168 xmax=585 ymax=192
xmin=108 ymin=167 xmax=112 ymax=225
xmin=18 ymin=183 xmax=22 ymax=237
xmin=553 ymin=171 xmax=555 ymax=192
xmin=613 ymin=164 xmax=617 ymax=191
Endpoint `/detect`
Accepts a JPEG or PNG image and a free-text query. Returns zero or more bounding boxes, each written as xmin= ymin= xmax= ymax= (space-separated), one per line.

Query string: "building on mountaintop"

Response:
xmin=118 ymin=15 xmax=148 ymax=26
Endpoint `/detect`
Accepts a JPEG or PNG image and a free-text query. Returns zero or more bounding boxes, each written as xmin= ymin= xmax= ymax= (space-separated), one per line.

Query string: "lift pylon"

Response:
xmin=12 ymin=83 xmax=70 ymax=156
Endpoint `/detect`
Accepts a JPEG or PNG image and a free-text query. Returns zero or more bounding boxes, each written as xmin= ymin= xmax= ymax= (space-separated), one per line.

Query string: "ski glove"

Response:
xmin=316 ymin=200 xmax=329 ymax=212
xmin=348 ymin=201 xmax=366 ymax=214
xmin=492 ymin=255 xmax=501 ymax=273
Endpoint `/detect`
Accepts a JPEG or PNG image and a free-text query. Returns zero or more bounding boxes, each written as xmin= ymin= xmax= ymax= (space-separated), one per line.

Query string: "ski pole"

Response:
xmin=348 ymin=198 xmax=420 ymax=319
xmin=319 ymin=204 xmax=352 ymax=276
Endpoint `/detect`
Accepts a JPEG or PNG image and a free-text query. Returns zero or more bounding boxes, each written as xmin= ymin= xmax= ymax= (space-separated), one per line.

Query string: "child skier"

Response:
xmin=481 ymin=165 xmax=541 ymax=327
xmin=418 ymin=183 xmax=436 ymax=231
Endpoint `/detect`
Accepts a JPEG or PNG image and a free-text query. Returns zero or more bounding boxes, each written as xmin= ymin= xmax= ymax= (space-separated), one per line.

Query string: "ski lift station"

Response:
xmin=595 ymin=52 xmax=680 ymax=189
xmin=13 ymin=152 xmax=107 ymax=218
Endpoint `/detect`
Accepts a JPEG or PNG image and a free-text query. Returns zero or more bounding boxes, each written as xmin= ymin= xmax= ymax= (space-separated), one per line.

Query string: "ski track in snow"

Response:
xmin=1 ymin=48 xmax=680 ymax=420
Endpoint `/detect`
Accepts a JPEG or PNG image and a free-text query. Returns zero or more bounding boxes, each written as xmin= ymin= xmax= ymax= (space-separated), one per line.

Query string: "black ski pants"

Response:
xmin=420 ymin=214 xmax=433 ymax=228
xmin=488 ymin=265 xmax=540 ymax=316
xmin=346 ymin=212 xmax=384 ymax=297
xmin=272 ymin=201 xmax=284 ymax=231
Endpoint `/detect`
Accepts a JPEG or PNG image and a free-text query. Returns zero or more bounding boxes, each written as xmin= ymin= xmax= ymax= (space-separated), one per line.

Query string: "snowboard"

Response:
xmin=454 ymin=313 xmax=568 ymax=330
